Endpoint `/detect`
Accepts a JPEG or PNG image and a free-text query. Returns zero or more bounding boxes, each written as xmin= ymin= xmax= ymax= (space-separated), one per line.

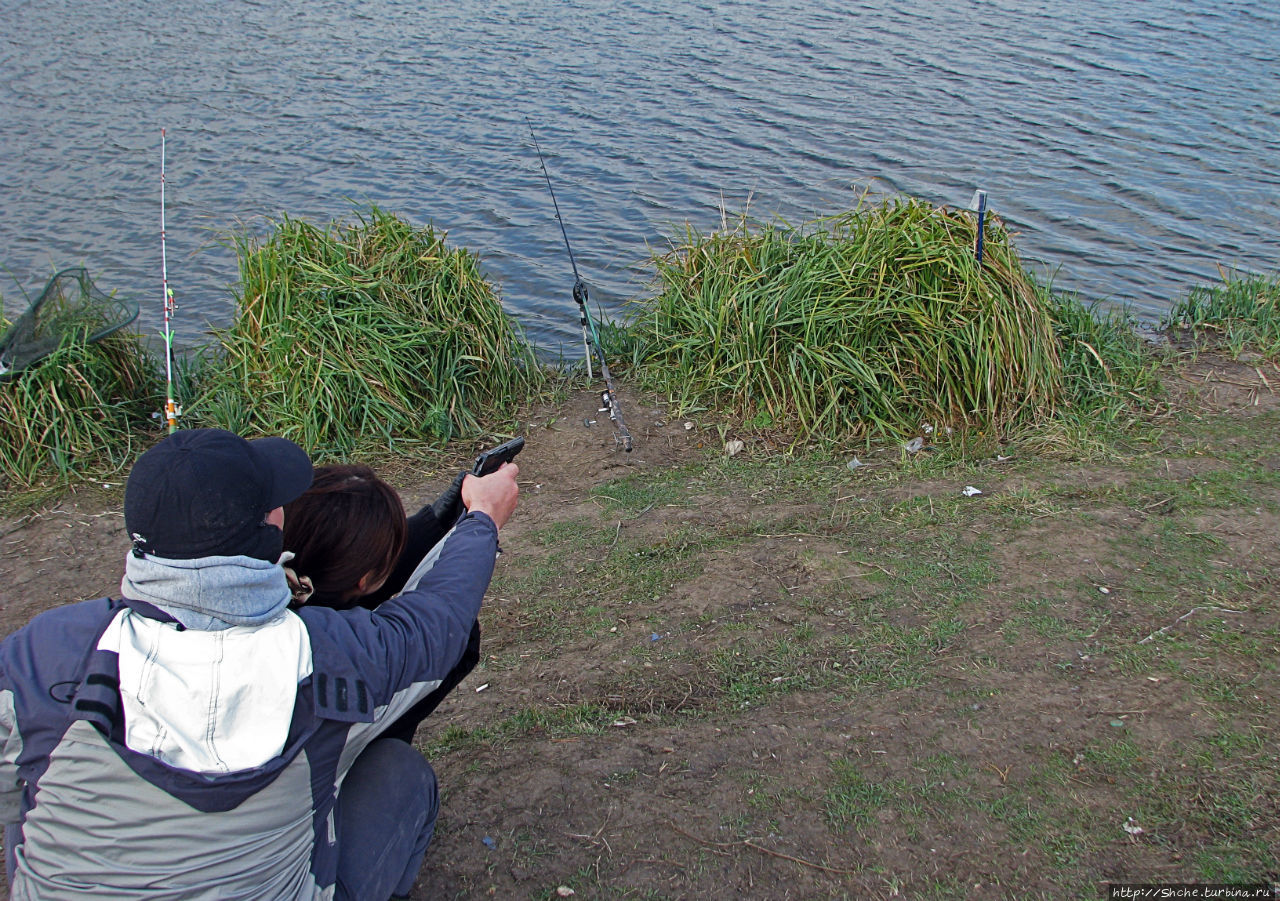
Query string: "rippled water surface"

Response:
xmin=2 ymin=0 xmax=1277 ymax=350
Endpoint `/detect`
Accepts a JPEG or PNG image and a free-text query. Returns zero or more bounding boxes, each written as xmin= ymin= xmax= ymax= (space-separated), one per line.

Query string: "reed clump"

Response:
xmin=0 ymin=325 xmax=160 ymax=487
xmin=1163 ymin=270 xmax=1280 ymax=359
xmin=630 ymin=196 xmax=1067 ymax=445
xmin=193 ymin=207 xmax=545 ymax=456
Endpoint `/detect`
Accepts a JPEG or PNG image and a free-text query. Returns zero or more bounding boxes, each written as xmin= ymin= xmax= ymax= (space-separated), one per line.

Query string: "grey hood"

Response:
xmin=121 ymin=551 xmax=292 ymax=631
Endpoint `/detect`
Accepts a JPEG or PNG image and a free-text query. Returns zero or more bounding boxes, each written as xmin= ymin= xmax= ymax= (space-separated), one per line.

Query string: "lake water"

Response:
xmin=2 ymin=0 xmax=1277 ymax=352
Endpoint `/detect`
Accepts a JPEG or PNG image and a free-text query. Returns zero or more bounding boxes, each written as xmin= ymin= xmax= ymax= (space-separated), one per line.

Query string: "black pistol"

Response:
xmin=472 ymin=437 xmax=525 ymax=476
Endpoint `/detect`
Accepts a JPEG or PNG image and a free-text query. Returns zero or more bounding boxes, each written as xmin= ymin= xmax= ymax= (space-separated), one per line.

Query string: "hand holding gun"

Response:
xmin=463 ymin=438 xmax=524 ymax=530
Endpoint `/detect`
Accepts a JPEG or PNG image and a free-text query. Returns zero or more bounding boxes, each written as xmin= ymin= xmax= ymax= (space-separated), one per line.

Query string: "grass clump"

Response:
xmin=1163 ymin=270 xmax=1280 ymax=359
xmin=192 ymin=206 xmax=544 ymax=456
xmin=629 ymin=196 xmax=1065 ymax=445
xmin=627 ymin=195 xmax=1169 ymax=450
xmin=0 ymin=326 xmax=160 ymax=488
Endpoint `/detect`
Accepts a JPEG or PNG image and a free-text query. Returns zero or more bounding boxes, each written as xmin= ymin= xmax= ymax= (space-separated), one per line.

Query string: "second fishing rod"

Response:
xmin=528 ymin=122 xmax=633 ymax=453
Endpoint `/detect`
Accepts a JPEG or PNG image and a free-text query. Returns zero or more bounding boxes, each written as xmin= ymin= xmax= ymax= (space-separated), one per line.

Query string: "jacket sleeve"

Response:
xmin=299 ymin=510 xmax=498 ymax=718
xmin=0 ymin=664 xmax=25 ymax=824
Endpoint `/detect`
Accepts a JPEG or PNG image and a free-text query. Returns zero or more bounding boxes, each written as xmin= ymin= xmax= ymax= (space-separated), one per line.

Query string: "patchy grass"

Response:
xmin=426 ymin=367 xmax=1280 ymax=897
xmin=1165 ymin=270 xmax=1280 ymax=360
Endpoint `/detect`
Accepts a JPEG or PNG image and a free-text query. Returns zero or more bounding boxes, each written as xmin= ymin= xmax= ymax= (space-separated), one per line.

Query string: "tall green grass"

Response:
xmin=1051 ymin=295 xmax=1161 ymax=414
xmin=191 ymin=207 xmax=545 ymax=456
xmin=629 ymin=197 xmax=1065 ymax=445
xmin=1031 ymin=294 xmax=1165 ymax=452
xmin=0 ymin=326 xmax=160 ymax=487
xmin=1163 ymin=271 xmax=1280 ymax=359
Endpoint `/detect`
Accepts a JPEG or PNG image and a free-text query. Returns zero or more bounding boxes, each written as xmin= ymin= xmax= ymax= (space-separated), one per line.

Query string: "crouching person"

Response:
xmin=0 ymin=428 xmax=518 ymax=900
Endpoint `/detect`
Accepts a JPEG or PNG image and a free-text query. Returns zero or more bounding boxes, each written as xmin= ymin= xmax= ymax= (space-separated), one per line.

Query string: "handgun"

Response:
xmin=472 ymin=436 xmax=525 ymax=476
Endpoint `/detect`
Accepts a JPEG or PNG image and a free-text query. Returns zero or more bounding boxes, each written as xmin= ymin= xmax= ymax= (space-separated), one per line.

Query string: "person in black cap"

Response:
xmin=0 ymin=427 xmax=519 ymax=900
xmin=124 ymin=428 xmax=315 ymax=562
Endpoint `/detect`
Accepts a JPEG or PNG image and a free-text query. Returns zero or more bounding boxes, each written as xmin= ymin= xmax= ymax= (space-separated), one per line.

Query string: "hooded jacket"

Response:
xmin=0 ymin=510 xmax=497 ymax=900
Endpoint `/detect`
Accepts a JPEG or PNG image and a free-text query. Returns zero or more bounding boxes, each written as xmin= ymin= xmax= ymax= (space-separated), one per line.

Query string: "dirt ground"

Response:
xmin=2 ymin=356 xmax=1278 ymax=899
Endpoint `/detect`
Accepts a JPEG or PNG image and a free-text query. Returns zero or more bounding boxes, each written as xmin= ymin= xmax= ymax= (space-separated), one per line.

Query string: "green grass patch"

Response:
xmin=711 ymin=635 xmax=832 ymax=708
xmin=422 ymin=702 xmax=616 ymax=758
xmin=627 ymin=195 xmax=1159 ymax=448
xmin=1164 ymin=270 xmax=1280 ymax=359
xmin=493 ymin=520 xmax=714 ymax=644
xmin=190 ymin=206 xmax=546 ymax=457
xmin=0 ymin=327 xmax=161 ymax=487
xmin=824 ymin=762 xmax=893 ymax=831
xmin=589 ymin=465 xmax=702 ymax=515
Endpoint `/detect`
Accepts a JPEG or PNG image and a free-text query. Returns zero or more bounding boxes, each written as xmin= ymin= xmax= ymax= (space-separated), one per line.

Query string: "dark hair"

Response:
xmin=283 ymin=464 xmax=406 ymax=608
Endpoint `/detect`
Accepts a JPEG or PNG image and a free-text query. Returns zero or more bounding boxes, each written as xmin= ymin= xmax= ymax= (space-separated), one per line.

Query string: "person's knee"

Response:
xmin=357 ymin=739 xmax=437 ymax=801
xmin=334 ymin=741 xmax=440 ymax=900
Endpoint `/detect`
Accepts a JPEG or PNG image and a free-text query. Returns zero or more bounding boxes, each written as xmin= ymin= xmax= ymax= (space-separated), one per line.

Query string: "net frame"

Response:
xmin=0 ymin=268 xmax=139 ymax=380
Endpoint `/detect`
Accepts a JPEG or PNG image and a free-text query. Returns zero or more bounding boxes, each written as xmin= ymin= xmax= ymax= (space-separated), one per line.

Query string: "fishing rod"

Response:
xmin=527 ymin=121 xmax=633 ymax=452
xmin=160 ymin=129 xmax=179 ymax=433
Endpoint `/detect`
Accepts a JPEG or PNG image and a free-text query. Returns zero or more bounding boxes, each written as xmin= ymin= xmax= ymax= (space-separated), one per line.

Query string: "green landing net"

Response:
xmin=0 ymin=268 xmax=139 ymax=381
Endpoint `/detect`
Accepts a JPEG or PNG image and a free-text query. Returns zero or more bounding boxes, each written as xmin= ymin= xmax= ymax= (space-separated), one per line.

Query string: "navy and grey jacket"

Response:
xmin=0 ymin=510 xmax=498 ymax=900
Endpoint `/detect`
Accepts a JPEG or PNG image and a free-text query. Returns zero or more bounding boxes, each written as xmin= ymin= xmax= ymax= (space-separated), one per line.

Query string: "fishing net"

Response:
xmin=0 ymin=268 xmax=139 ymax=381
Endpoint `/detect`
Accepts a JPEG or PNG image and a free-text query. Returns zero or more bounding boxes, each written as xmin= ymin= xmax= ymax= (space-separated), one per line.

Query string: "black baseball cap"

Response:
xmin=125 ymin=429 xmax=314 ymax=561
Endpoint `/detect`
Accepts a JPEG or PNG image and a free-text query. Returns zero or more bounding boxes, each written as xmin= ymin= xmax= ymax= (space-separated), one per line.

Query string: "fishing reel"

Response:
xmin=599 ymin=392 xmax=634 ymax=451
